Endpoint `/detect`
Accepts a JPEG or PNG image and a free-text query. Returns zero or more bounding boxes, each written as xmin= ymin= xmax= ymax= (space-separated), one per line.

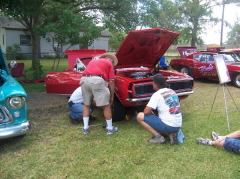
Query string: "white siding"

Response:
xmin=5 ymin=29 xmax=32 ymax=53
xmin=88 ymin=37 xmax=109 ymax=51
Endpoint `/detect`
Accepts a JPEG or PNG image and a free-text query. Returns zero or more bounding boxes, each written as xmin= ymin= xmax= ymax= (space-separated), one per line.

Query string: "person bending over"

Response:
xmin=80 ymin=53 xmax=118 ymax=135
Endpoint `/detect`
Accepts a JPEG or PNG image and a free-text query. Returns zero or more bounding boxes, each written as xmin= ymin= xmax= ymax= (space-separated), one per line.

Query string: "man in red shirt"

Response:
xmin=80 ymin=53 xmax=118 ymax=135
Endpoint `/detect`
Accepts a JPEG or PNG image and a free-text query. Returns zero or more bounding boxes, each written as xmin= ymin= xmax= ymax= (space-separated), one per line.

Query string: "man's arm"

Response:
xmin=143 ymin=106 xmax=154 ymax=115
xmin=108 ymin=80 xmax=115 ymax=105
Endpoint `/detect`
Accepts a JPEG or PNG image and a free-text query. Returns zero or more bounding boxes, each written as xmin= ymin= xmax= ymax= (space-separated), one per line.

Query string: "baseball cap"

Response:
xmin=150 ymin=74 xmax=166 ymax=86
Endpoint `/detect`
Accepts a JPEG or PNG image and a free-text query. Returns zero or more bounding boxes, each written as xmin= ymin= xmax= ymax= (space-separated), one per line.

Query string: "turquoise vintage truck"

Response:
xmin=0 ymin=46 xmax=30 ymax=139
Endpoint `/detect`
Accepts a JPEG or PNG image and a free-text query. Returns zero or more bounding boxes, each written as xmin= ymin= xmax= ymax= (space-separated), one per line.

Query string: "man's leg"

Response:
xmin=225 ymin=131 xmax=240 ymax=138
xmin=137 ymin=112 xmax=165 ymax=143
xmin=137 ymin=112 xmax=159 ymax=136
xmin=82 ymin=104 xmax=90 ymax=134
xmin=212 ymin=138 xmax=225 ymax=147
xmin=102 ymin=104 xmax=118 ymax=134
xmin=69 ymin=103 xmax=83 ymax=120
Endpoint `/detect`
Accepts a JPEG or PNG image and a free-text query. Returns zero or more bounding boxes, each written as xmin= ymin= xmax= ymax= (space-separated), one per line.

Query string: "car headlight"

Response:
xmin=7 ymin=96 xmax=25 ymax=110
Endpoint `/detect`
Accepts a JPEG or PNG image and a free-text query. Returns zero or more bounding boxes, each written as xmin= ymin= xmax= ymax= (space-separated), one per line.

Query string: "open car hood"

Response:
xmin=177 ymin=47 xmax=197 ymax=59
xmin=115 ymin=28 xmax=179 ymax=68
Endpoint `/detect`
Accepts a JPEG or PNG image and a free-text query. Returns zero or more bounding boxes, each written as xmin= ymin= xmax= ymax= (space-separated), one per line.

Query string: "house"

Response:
xmin=0 ymin=16 xmax=111 ymax=54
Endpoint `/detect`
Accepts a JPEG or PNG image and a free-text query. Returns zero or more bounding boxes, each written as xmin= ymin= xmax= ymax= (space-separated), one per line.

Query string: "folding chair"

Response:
xmin=8 ymin=62 xmax=26 ymax=81
xmin=159 ymin=56 xmax=169 ymax=70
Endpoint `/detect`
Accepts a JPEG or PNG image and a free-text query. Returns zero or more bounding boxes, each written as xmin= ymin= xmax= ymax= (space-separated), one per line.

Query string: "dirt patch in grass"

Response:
xmin=27 ymin=92 xmax=69 ymax=110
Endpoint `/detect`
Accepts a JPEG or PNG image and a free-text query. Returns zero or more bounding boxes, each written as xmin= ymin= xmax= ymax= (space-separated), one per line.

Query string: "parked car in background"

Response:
xmin=223 ymin=48 xmax=240 ymax=58
xmin=46 ymin=28 xmax=194 ymax=121
xmin=170 ymin=46 xmax=240 ymax=88
xmin=0 ymin=46 xmax=30 ymax=139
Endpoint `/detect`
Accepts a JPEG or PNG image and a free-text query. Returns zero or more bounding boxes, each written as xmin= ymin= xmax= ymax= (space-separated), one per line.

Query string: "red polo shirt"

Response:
xmin=82 ymin=58 xmax=115 ymax=81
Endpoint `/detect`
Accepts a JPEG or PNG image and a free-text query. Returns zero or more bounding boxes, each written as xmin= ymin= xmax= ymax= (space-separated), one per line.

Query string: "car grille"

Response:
xmin=0 ymin=105 xmax=14 ymax=125
xmin=134 ymin=80 xmax=193 ymax=96
xmin=134 ymin=84 xmax=155 ymax=96
xmin=168 ymin=80 xmax=194 ymax=92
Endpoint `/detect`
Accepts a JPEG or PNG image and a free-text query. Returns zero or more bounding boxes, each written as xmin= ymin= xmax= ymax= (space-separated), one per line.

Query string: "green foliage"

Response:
xmin=34 ymin=9 xmax=103 ymax=49
xmin=6 ymin=43 xmax=21 ymax=53
xmin=226 ymin=20 xmax=240 ymax=45
xmin=176 ymin=0 xmax=219 ymax=46
xmin=104 ymin=19 xmax=127 ymax=50
xmin=5 ymin=44 xmax=26 ymax=60
xmin=138 ymin=0 xmax=183 ymax=32
xmin=0 ymin=0 xmax=140 ymax=70
xmin=31 ymin=60 xmax=44 ymax=80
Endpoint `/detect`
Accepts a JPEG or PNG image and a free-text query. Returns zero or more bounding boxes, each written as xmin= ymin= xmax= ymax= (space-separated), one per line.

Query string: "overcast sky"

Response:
xmin=201 ymin=3 xmax=239 ymax=45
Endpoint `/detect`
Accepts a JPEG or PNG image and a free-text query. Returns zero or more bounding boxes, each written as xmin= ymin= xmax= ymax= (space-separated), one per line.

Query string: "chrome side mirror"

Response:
xmin=9 ymin=60 xmax=17 ymax=69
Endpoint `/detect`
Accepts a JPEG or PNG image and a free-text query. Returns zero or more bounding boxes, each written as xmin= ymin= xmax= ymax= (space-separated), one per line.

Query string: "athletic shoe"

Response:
xmin=169 ymin=132 xmax=179 ymax=145
xmin=148 ymin=136 xmax=165 ymax=144
xmin=69 ymin=115 xmax=80 ymax=124
xmin=107 ymin=126 xmax=119 ymax=135
xmin=211 ymin=131 xmax=220 ymax=141
xmin=196 ymin=138 xmax=212 ymax=145
xmin=82 ymin=128 xmax=89 ymax=135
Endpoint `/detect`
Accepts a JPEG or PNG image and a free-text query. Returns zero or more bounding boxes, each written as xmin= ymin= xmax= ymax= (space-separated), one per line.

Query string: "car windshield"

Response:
xmin=222 ymin=54 xmax=240 ymax=62
xmin=220 ymin=52 xmax=240 ymax=62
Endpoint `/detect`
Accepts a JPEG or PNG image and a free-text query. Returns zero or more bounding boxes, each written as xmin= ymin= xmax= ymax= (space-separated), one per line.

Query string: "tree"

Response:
xmin=103 ymin=19 xmax=127 ymax=51
xmin=136 ymin=0 xmax=219 ymax=46
xmin=138 ymin=0 xmax=182 ymax=31
xmin=226 ymin=20 xmax=240 ymax=45
xmin=176 ymin=0 xmax=220 ymax=46
xmin=0 ymin=0 xmax=139 ymax=70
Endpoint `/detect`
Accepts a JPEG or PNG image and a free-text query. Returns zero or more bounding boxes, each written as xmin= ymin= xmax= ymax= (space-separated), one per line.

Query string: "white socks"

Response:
xmin=106 ymin=119 xmax=113 ymax=130
xmin=83 ymin=117 xmax=89 ymax=129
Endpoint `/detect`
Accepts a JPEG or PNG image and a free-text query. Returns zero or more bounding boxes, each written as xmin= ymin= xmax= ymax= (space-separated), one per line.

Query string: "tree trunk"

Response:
xmin=191 ymin=21 xmax=198 ymax=46
xmin=31 ymin=32 xmax=41 ymax=70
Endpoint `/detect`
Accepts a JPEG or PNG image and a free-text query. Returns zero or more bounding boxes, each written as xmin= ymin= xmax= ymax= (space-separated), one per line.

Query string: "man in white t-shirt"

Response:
xmin=68 ymin=86 xmax=96 ymax=124
xmin=137 ymin=74 xmax=182 ymax=144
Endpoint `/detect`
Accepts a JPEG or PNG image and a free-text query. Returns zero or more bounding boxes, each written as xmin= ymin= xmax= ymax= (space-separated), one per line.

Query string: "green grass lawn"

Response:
xmin=7 ymin=58 xmax=69 ymax=92
xmin=1 ymin=59 xmax=240 ymax=178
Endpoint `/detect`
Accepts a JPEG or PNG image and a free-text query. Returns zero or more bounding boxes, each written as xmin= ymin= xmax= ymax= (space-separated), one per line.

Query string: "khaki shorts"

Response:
xmin=80 ymin=76 xmax=110 ymax=106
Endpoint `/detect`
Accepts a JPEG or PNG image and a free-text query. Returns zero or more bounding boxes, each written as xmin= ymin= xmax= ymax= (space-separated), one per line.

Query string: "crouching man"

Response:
xmin=137 ymin=74 xmax=182 ymax=144
xmin=68 ymin=86 xmax=96 ymax=124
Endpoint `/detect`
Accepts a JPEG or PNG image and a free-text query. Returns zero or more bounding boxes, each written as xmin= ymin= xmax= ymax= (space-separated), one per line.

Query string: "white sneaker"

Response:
xmin=107 ymin=126 xmax=118 ymax=135
xmin=211 ymin=131 xmax=220 ymax=141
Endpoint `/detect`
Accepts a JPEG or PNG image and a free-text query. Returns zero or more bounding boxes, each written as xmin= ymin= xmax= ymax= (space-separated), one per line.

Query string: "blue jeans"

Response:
xmin=144 ymin=114 xmax=180 ymax=133
xmin=223 ymin=137 xmax=240 ymax=154
xmin=69 ymin=103 xmax=95 ymax=120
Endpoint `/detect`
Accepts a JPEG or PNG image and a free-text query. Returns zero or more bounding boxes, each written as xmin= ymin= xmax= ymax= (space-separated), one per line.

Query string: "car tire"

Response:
xmin=112 ymin=96 xmax=126 ymax=122
xmin=232 ymin=73 xmax=240 ymax=88
xmin=178 ymin=66 xmax=191 ymax=76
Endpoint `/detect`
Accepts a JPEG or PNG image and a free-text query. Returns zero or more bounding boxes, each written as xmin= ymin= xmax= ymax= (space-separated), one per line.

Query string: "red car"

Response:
xmin=46 ymin=28 xmax=194 ymax=121
xmin=170 ymin=47 xmax=240 ymax=88
xmin=224 ymin=48 xmax=240 ymax=58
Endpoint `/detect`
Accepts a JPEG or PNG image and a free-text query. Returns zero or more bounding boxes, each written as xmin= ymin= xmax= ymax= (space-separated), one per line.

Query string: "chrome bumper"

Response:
xmin=0 ymin=121 xmax=30 ymax=139
xmin=126 ymin=90 xmax=194 ymax=102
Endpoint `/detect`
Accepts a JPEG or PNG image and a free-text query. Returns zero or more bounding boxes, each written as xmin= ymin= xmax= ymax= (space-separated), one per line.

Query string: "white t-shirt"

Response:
xmin=68 ymin=86 xmax=84 ymax=104
xmin=147 ymin=88 xmax=182 ymax=127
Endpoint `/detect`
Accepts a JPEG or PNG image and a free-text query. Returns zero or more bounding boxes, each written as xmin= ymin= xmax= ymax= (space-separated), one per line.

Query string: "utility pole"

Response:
xmin=220 ymin=0 xmax=225 ymax=46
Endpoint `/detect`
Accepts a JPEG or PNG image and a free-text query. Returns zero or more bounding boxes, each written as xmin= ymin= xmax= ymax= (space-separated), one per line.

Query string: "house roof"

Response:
xmin=101 ymin=29 xmax=111 ymax=37
xmin=0 ymin=16 xmax=26 ymax=30
xmin=0 ymin=16 xmax=111 ymax=37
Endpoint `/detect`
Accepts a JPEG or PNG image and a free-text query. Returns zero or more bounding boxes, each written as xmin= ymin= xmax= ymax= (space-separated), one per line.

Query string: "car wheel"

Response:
xmin=112 ymin=96 xmax=126 ymax=122
xmin=232 ymin=73 xmax=240 ymax=88
xmin=179 ymin=66 xmax=191 ymax=76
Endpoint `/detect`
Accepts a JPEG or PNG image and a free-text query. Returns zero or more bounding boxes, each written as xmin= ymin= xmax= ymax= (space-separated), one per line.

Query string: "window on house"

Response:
xmin=20 ymin=35 xmax=31 ymax=46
